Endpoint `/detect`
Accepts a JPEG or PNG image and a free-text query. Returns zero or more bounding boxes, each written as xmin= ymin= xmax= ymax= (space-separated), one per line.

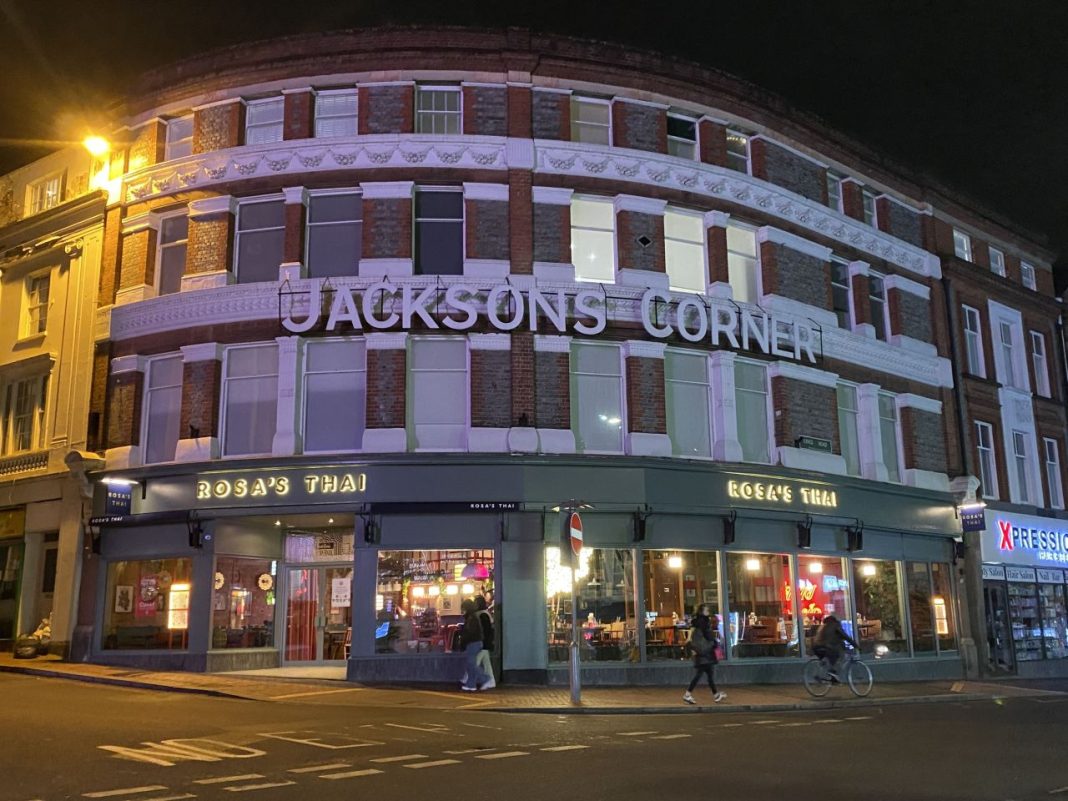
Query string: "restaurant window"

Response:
xmin=869 ymin=272 xmax=888 ymax=341
xmin=830 ymin=258 xmax=852 ymax=329
xmin=156 ymin=213 xmax=188 ymax=296
xmin=570 ymin=341 xmax=623 ymax=454
xmin=27 ymin=173 xmax=63 ymax=216
xmin=221 ymin=344 xmax=278 ymax=457
xmin=664 ymin=209 xmax=706 ymax=293
xmin=408 ymin=337 xmax=467 ymax=451
xmin=414 ymin=188 xmax=463 ymax=276
xmin=906 ymin=562 xmax=935 ymax=654
xmin=142 ymin=355 xmax=183 ymax=465
xmin=211 ymin=557 xmax=276 ymax=649
xmin=930 ymin=563 xmax=957 ymax=653
xmin=735 ymin=360 xmax=770 ymax=464
xmin=726 ymin=552 xmax=797 ymax=658
xmin=853 ymin=559 xmax=907 ymax=656
xmin=303 ymin=339 xmax=366 ymax=453
xmin=726 ymin=223 xmax=759 ymax=304
xmin=665 ymin=349 xmax=711 ymax=458
xmin=546 ymin=546 xmax=636 ymax=663
xmin=952 ymin=229 xmax=972 ymax=262
xmin=1021 ymin=261 xmax=1037 ymax=290
xmin=1044 ymin=438 xmax=1065 ymax=510
xmin=306 ymin=192 xmax=362 ymax=278
xmin=570 ymin=96 xmax=611 ymax=145
xmin=376 ymin=549 xmax=494 ymax=654
xmin=643 ymin=550 xmax=719 ymax=661
xmin=102 ymin=558 xmax=193 ymax=650
xmin=976 ymin=421 xmax=999 ymax=500
xmin=878 ymin=392 xmax=901 ymax=483
xmin=164 ymin=114 xmax=194 ymax=161
xmin=725 ymin=130 xmax=750 ymax=174
xmin=245 ymin=97 xmax=284 ymax=145
xmin=836 ymin=383 xmax=860 ymax=476
xmin=989 ymin=247 xmax=1006 ymax=277
xmin=962 ymin=305 xmax=985 ymax=377
xmin=1012 ymin=430 xmax=1032 ymax=505
xmin=826 ymin=172 xmax=843 ymax=212
xmin=570 ymin=197 xmax=616 ymax=283
xmin=666 ymin=114 xmax=697 ymax=160
xmin=415 ymin=86 xmax=461 ymax=134
xmin=235 ymin=198 xmax=285 ymax=284
xmin=314 ymin=89 xmax=358 ymax=138
xmin=861 ymin=189 xmax=877 ymax=227
xmin=23 ymin=271 xmax=50 ymax=337
xmin=798 ymin=555 xmax=850 ymax=655
xmin=0 ymin=373 xmax=49 ymax=456
xmin=1030 ymin=331 xmax=1050 ymax=397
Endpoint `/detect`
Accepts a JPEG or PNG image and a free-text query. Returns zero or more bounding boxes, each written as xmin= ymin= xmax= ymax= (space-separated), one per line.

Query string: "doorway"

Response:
xmin=284 ymin=566 xmax=353 ymax=664
xmin=983 ymin=581 xmax=1015 ymax=675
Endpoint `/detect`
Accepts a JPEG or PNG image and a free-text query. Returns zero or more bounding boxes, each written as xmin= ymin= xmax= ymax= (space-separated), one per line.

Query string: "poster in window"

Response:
xmin=331 ymin=577 xmax=352 ymax=609
xmin=137 ymin=576 xmax=159 ymax=618
xmin=114 ymin=585 xmax=133 ymax=614
xmin=702 ymin=589 xmax=718 ymax=605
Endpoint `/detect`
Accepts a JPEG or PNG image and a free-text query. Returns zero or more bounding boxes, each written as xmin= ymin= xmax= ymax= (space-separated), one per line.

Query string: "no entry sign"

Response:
xmin=569 ymin=511 xmax=584 ymax=556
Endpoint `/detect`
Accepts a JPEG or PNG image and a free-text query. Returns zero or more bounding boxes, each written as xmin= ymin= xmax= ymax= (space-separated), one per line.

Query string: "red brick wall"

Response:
xmin=359 ymin=85 xmax=413 ymax=134
xmin=511 ymin=332 xmax=535 ymax=426
xmin=532 ymin=202 xmax=570 ymax=264
xmin=119 ymin=228 xmax=157 ymax=291
xmin=611 ymin=102 xmax=665 ymax=153
xmin=180 ymin=360 xmax=221 ymax=438
xmin=106 ymin=371 xmax=143 ymax=449
xmin=706 ymin=224 xmax=728 ymax=284
xmin=509 ymin=171 xmax=533 ymax=275
xmin=535 ymin=351 xmax=570 ymax=429
xmin=507 ymin=86 xmax=532 ymax=138
xmin=616 ymin=210 xmax=665 ymax=273
xmin=471 ymin=349 xmax=511 ymax=427
xmin=363 ymin=198 xmax=412 ymax=260
xmin=186 ymin=214 xmax=234 ymax=275
xmin=366 ymin=349 xmax=406 ymax=428
xmin=698 ymin=120 xmax=727 ymax=167
xmin=283 ymin=201 xmax=306 ymax=265
xmin=531 ymin=90 xmax=569 ymax=140
xmin=625 ymin=357 xmax=666 ymax=434
xmin=128 ymin=120 xmax=166 ymax=168
xmin=283 ymin=91 xmax=313 ymax=140
xmin=462 ymin=85 xmax=507 ymax=136
xmin=900 ymin=408 xmax=948 ymax=474
xmin=851 ymin=273 xmax=872 ymax=327
xmin=465 ymin=199 xmax=510 ymax=261
xmin=771 ymin=377 xmax=838 ymax=452
xmin=87 ymin=345 xmax=110 ymax=453
xmin=98 ymin=206 xmax=123 ymax=307
xmin=841 ymin=182 xmax=863 ymax=221
xmin=193 ymin=101 xmax=243 ymax=153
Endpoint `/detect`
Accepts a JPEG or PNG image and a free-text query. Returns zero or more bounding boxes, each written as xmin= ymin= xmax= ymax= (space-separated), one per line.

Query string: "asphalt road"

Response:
xmin=2 ymin=673 xmax=1067 ymax=801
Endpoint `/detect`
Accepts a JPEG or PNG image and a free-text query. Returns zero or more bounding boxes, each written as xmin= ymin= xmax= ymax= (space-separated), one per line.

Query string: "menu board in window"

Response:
xmin=1007 ymin=582 xmax=1042 ymax=662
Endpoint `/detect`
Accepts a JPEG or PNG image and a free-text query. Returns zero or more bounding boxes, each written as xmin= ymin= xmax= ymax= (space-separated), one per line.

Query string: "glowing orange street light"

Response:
xmin=83 ymin=135 xmax=110 ymax=157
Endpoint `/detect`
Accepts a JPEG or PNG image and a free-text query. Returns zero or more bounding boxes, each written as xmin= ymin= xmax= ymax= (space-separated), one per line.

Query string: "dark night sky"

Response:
xmin=1 ymin=0 xmax=1064 ymax=282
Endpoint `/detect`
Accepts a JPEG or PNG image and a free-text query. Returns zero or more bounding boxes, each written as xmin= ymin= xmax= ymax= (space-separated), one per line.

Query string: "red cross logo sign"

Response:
xmin=998 ymin=519 xmax=1014 ymax=551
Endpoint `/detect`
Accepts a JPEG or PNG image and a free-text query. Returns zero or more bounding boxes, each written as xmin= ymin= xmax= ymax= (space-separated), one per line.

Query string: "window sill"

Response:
xmin=14 ymin=332 xmax=46 ymax=346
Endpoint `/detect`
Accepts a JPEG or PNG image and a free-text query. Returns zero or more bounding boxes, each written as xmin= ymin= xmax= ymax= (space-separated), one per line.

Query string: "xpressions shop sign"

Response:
xmin=982 ymin=512 xmax=1068 ymax=567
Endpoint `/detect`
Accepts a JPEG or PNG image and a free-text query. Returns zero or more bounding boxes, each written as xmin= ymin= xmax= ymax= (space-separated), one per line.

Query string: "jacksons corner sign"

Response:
xmin=281 ymin=282 xmax=821 ymax=364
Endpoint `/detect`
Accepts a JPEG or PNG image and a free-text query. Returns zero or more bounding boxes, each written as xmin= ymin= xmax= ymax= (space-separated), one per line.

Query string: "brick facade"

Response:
xmin=119 ymin=228 xmax=157 ymax=291
xmin=471 ymin=349 xmax=512 ymax=428
xmin=359 ymin=85 xmax=413 ymax=135
xmin=363 ymin=198 xmax=412 ymax=259
xmin=877 ymin=199 xmax=924 ymax=248
xmin=180 ymin=360 xmax=221 ymax=438
xmin=752 ymin=140 xmax=825 ymax=202
xmin=186 ymin=213 xmax=233 ymax=275
xmin=462 ymin=86 xmax=508 ymax=136
xmin=760 ymin=243 xmax=831 ymax=309
xmin=510 ymin=332 xmax=535 ymax=426
xmin=616 ymin=210 xmax=665 ymax=273
xmin=193 ymin=101 xmax=243 ymax=153
xmin=465 ymin=199 xmax=510 ymax=261
xmin=535 ymin=351 xmax=570 ymax=429
xmin=611 ymin=101 xmax=665 ymax=153
xmin=283 ymin=91 xmax=313 ymax=140
xmin=128 ymin=120 xmax=166 ymax=169
xmin=771 ymin=377 xmax=838 ymax=452
xmin=532 ymin=90 xmax=569 ymax=140
xmin=283 ymin=201 xmax=306 ymax=265
xmin=106 ymin=371 xmax=143 ymax=449
xmin=889 ymin=289 xmax=933 ymax=343
xmin=901 ymin=408 xmax=948 ymax=474
xmin=508 ymin=171 xmax=533 ymax=274
xmin=532 ymin=202 xmax=570 ymax=263
xmin=706 ymin=224 xmax=728 ymax=284
xmin=366 ymin=349 xmax=406 ymax=429
xmin=698 ymin=120 xmax=727 ymax=167
xmin=625 ymin=357 xmax=666 ymax=434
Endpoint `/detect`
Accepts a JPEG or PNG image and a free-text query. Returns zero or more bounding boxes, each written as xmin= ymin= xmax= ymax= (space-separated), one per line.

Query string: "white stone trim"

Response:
xmin=358 ymin=258 xmax=414 ymax=278
xmin=856 ymin=383 xmax=889 ymax=483
xmin=532 ymin=186 xmax=573 ymax=206
xmin=614 ymin=194 xmax=667 ymax=216
xmin=468 ymin=333 xmax=511 ymax=351
xmin=889 ymin=334 xmax=938 ymax=358
xmin=882 ymin=272 xmax=931 ymax=299
xmin=848 ymin=260 xmax=870 ymax=278
xmin=533 ymin=262 xmax=576 ymax=282
xmin=707 ymin=281 xmax=733 ymax=299
xmin=365 ymin=332 xmax=408 ymax=351
xmin=534 ymin=334 xmax=571 ymax=353
xmin=174 ymin=437 xmax=220 ymax=462
xmin=709 ymin=351 xmax=743 ymax=462
xmin=180 ymin=271 xmax=232 ymax=292
xmin=626 ymin=432 xmax=672 ymax=457
xmin=758 ymin=294 xmax=839 ymax=330
xmin=533 ymin=86 xmax=572 ymax=95
xmin=281 ymin=87 xmax=315 ymax=95
xmin=110 ymin=355 xmax=147 ymax=375
xmin=362 ymin=428 xmax=407 ymax=453
xmin=904 ymin=468 xmax=951 ymax=492
xmin=191 ymin=97 xmax=244 ymax=112
xmin=463 ymin=182 xmax=509 ymax=201
xmin=272 ymin=335 xmax=302 ymax=456
xmin=361 ymin=181 xmax=414 ymax=200
xmin=279 ymin=262 xmax=305 ymax=282
xmin=121 ymin=211 xmax=160 ymax=235
xmin=750 ymin=134 xmax=829 ymax=169
xmin=282 ymin=186 xmax=308 ymax=205
xmin=506 ymin=427 xmax=539 ymax=453
xmin=460 ymin=81 xmax=507 ymax=89
xmin=766 ymin=361 xmax=839 ymax=389
xmin=613 ymin=96 xmax=670 ymax=111
xmin=895 ymin=393 xmax=943 ymax=415
xmin=115 ymin=285 xmax=155 ymax=307
xmin=360 ymin=80 xmax=415 ymax=88
xmin=536 ymin=428 xmax=576 ymax=454
xmin=622 ymin=340 xmax=666 ymax=360
xmin=506 ymin=138 xmax=535 ymax=170
xmin=104 ymin=445 xmax=141 ymax=471
xmin=757 ymin=226 xmax=833 ymax=261
xmin=468 ymin=428 xmax=510 ymax=453
xmin=778 ymin=446 xmax=848 ymax=476
xmin=180 ymin=342 xmax=223 ymax=363
xmin=463 ymin=259 xmax=510 ymax=279
xmin=704 ymin=210 xmax=731 ymax=229
xmin=187 ymin=195 xmax=236 ymax=218
xmin=618 ymin=268 xmax=670 ymax=291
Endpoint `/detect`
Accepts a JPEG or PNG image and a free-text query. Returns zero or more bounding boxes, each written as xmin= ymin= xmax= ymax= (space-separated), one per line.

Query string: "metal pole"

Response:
xmin=564 ymin=503 xmax=582 ymax=705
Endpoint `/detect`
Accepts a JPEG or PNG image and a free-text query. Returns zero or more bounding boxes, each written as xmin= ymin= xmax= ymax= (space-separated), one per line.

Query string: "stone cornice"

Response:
xmin=895 ymin=393 xmax=943 ymax=415
xmin=766 ymin=361 xmax=839 ymax=388
xmin=757 ymin=226 xmax=832 ymax=261
xmin=883 ymin=273 xmax=931 ymax=300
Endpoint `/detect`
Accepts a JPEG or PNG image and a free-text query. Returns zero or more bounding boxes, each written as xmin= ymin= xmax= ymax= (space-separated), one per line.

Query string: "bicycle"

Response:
xmin=802 ymin=651 xmax=873 ymax=698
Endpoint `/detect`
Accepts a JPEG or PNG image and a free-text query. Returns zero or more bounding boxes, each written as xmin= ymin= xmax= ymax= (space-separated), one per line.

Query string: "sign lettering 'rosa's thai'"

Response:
xmin=196 ymin=472 xmax=367 ymax=500
xmin=727 ymin=478 xmax=838 ymax=508
xmin=281 ymin=282 xmax=819 ymax=364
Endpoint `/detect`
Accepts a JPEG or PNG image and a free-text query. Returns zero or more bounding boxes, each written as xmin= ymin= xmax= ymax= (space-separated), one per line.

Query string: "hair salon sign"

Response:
xmin=281 ymin=282 xmax=820 ymax=364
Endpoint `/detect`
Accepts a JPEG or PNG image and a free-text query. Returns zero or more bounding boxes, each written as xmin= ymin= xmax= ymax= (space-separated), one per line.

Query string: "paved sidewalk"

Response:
xmin=1 ymin=653 xmax=1061 ymax=713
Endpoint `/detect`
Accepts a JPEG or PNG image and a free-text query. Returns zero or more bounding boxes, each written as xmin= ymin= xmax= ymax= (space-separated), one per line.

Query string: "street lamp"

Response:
xmin=83 ymin=135 xmax=110 ymax=157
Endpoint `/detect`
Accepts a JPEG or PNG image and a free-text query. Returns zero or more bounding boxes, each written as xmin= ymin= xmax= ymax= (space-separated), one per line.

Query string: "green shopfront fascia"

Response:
xmin=82 ymin=458 xmax=966 ymax=683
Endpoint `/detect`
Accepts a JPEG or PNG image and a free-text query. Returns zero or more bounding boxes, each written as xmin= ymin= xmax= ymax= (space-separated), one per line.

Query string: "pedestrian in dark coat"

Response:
xmin=683 ymin=611 xmax=726 ymax=704
xmin=459 ymin=598 xmax=488 ymax=692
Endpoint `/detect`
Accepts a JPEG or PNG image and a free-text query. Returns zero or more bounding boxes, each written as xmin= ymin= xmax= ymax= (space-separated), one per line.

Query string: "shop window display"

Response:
xmin=906 ymin=562 xmax=935 ymax=654
xmin=1038 ymin=583 xmax=1067 ymax=659
xmin=546 ymin=547 xmax=636 ymax=663
xmin=930 ymin=563 xmax=957 ymax=653
xmin=375 ymin=550 xmax=494 ymax=654
xmin=853 ymin=560 xmax=907 ymax=655
xmin=1008 ymin=581 xmax=1042 ymax=662
xmin=102 ymin=558 xmax=193 ymax=650
xmin=725 ymin=552 xmax=798 ymax=658
xmin=211 ymin=557 xmax=276 ymax=649
xmin=797 ymin=555 xmax=850 ymax=654
xmin=642 ymin=550 xmax=719 ymax=661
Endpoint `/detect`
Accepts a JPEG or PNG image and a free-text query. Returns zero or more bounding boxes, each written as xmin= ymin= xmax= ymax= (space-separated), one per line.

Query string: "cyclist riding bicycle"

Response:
xmin=812 ymin=614 xmax=857 ymax=681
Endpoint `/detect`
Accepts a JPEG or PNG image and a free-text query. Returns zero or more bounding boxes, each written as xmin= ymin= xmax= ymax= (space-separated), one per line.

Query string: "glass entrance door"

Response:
xmin=984 ymin=582 xmax=1015 ymax=675
xmin=284 ymin=566 xmax=352 ymax=663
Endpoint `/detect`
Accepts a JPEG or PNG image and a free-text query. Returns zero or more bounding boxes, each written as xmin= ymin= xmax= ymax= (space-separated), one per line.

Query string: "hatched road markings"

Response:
xmin=318 ymin=769 xmax=384 ymax=780
xmin=541 ymin=745 xmax=589 ymax=752
xmin=192 ymin=776 xmax=263 ymax=785
xmin=475 ymin=751 xmax=529 ymax=760
xmin=222 ymin=781 xmax=295 ymax=793
xmin=84 ymin=788 xmax=169 ymax=798
xmin=286 ymin=763 xmax=351 ymax=774
xmin=403 ymin=759 xmax=462 ymax=769
xmin=370 ymin=754 xmax=429 ymax=763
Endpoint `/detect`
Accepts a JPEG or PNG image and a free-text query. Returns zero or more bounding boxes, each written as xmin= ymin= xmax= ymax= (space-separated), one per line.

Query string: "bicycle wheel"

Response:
xmin=847 ymin=659 xmax=873 ymax=697
xmin=803 ymin=658 xmax=831 ymax=697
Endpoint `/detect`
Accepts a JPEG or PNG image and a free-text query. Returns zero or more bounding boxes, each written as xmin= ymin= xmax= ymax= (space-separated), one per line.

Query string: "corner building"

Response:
xmin=84 ymin=28 xmax=977 ymax=684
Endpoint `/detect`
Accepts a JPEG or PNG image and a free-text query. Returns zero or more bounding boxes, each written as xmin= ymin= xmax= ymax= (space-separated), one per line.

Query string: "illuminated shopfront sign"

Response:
xmin=281 ymin=282 xmax=819 ymax=364
xmin=195 ymin=470 xmax=368 ymax=502
xmin=980 ymin=511 xmax=1068 ymax=567
xmin=726 ymin=478 xmax=838 ymax=508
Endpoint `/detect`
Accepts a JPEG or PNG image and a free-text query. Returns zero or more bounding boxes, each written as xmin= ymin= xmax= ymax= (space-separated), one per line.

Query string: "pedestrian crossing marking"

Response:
xmin=370 ymin=754 xmax=429 ymax=763
xmin=319 ymin=769 xmax=384 ymax=780
xmin=84 ymin=788 xmax=169 ymax=798
xmin=193 ymin=775 xmax=263 ymax=785
xmin=403 ymin=759 xmax=462 ymax=769
xmin=475 ymin=751 xmax=529 ymax=759
xmin=222 ymin=781 xmax=295 ymax=792
xmin=287 ymin=763 xmax=351 ymax=773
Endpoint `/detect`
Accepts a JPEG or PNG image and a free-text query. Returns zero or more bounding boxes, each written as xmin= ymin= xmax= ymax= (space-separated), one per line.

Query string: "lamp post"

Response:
xmin=555 ymin=498 xmax=592 ymax=706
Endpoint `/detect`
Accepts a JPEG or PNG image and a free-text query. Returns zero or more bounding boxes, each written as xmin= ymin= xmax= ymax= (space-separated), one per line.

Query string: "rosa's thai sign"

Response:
xmin=980 ymin=511 xmax=1068 ymax=567
xmin=281 ymin=282 xmax=819 ymax=364
xmin=726 ymin=477 xmax=838 ymax=508
xmin=195 ymin=470 xmax=368 ymax=503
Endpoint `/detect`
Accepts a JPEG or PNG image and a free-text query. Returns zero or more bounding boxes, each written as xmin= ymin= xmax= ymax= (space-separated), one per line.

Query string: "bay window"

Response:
xmin=244 ymin=97 xmax=285 ymax=145
xmin=306 ymin=192 xmax=362 ymax=278
xmin=415 ymin=86 xmax=461 ymax=134
xmin=414 ymin=188 xmax=463 ymax=276
xmin=664 ymin=209 xmax=705 ymax=293
xmin=726 ymin=223 xmax=758 ymax=304
xmin=164 ymin=114 xmax=194 ymax=161
xmin=235 ymin=198 xmax=285 ymax=284
xmin=725 ymin=130 xmax=750 ymax=173
xmin=570 ymin=96 xmax=611 ymax=145
xmin=314 ymin=90 xmax=358 ymax=138
xmin=157 ymin=213 xmax=188 ymax=296
xmin=666 ymin=114 xmax=697 ymax=160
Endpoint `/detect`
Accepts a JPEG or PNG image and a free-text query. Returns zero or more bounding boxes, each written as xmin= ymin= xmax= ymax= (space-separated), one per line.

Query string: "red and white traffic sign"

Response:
xmin=569 ymin=511 xmax=584 ymax=556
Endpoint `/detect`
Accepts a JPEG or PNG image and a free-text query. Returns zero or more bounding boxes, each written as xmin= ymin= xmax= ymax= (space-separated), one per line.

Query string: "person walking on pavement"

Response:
xmin=474 ymin=595 xmax=496 ymax=690
xmin=683 ymin=608 xmax=726 ymax=704
xmin=459 ymin=598 xmax=488 ymax=692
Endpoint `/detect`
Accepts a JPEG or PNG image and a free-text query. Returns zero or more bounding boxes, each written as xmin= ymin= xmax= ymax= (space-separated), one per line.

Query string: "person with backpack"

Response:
xmin=683 ymin=608 xmax=726 ymax=704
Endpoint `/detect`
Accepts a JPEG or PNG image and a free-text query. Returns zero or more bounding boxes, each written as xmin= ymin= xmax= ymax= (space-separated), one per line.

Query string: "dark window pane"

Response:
xmin=415 ymin=190 xmax=463 ymax=219
xmin=416 ymin=221 xmax=463 ymax=275
xmin=309 ymin=194 xmax=362 ymax=224
xmin=308 ymin=223 xmax=362 ymax=278
xmin=238 ymin=201 xmax=285 ymax=231
xmin=237 ymin=230 xmax=285 ymax=283
xmin=159 ymin=245 xmax=186 ymax=295
xmin=667 ymin=116 xmax=696 ymax=140
xmin=161 ymin=215 xmax=188 ymax=244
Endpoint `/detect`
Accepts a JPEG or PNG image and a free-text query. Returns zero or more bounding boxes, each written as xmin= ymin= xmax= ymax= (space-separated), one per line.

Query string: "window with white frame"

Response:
xmin=725 ymin=130 xmax=750 ymax=174
xmin=665 ymin=349 xmax=711 ymax=458
xmin=861 ymin=189 xmax=877 ymax=227
xmin=415 ymin=86 xmax=461 ymax=135
xmin=142 ymin=356 xmax=183 ymax=464
xmin=878 ymin=392 xmax=901 ymax=483
xmin=952 ymin=229 xmax=972 ymax=261
xmin=962 ymin=305 xmax=985 ymax=377
xmin=570 ymin=96 xmax=611 ymax=145
xmin=975 ymin=421 xmax=998 ymax=500
xmin=23 ymin=272 xmax=50 ymax=337
xmin=244 ymin=98 xmax=285 ymax=145
xmin=869 ymin=272 xmax=889 ymax=342
xmin=1031 ymin=331 xmax=1050 ymax=397
xmin=303 ymin=339 xmax=366 ymax=453
xmin=414 ymin=188 xmax=463 ymax=275
xmin=826 ymin=172 xmax=843 ymax=212
xmin=666 ymin=114 xmax=697 ymax=160
xmin=0 ymin=373 xmax=48 ymax=455
xmin=664 ymin=209 xmax=705 ymax=293
xmin=235 ymin=198 xmax=285 ymax=284
xmin=314 ymin=90 xmax=358 ymax=138
xmin=836 ymin=383 xmax=860 ymax=476
xmin=1021 ymin=261 xmax=1037 ymax=290
xmin=734 ymin=360 xmax=770 ymax=463
xmin=222 ymin=344 xmax=278 ymax=457
xmin=306 ymin=192 xmax=362 ymax=278
xmin=164 ymin=114 xmax=194 ymax=161
xmin=726 ymin=223 xmax=759 ymax=303
xmin=570 ymin=197 xmax=616 ymax=283
xmin=989 ymin=247 xmax=1006 ymax=277
xmin=998 ymin=320 xmax=1022 ymax=389
xmin=408 ymin=338 xmax=468 ymax=450
xmin=830 ymin=258 xmax=852 ymax=329
xmin=1044 ymin=438 xmax=1064 ymax=509
xmin=157 ymin=213 xmax=188 ymax=296
xmin=1011 ymin=430 xmax=1032 ymax=504
xmin=27 ymin=173 xmax=63 ymax=216
xmin=570 ymin=342 xmax=623 ymax=453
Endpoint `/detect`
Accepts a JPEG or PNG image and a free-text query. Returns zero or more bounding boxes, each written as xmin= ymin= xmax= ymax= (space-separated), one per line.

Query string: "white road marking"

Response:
xmin=950 ymin=681 xmax=965 ymax=692
xmin=140 ymin=795 xmax=196 ymax=801
xmin=85 ymin=788 xmax=169 ymax=798
xmin=287 ymin=763 xmax=351 ymax=774
xmin=1048 ymin=786 xmax=1068 ymax=795
xmin=193 ymin=775 xmax=264 ymax=785
xmin=541 ymin=745 xmax=589 ymax=752
xmin=385 ymin=723 xmax=451 ymax=733
xmin=444 ymin=748 xmax=491 ymax=755
xmin=319 ymin=769 xmax=384 ymax=780
xmin=370 ymin=754 xmax=429 ymax=763
xmin=269 ymin=687 xmax=364 ymax=700
xmin=844 ymin=716 xmax=873 ymax=721
xmin=618 ymin=731 xmax=657 ymax=736
xmin=650 ymin=734 xmax=692 ymax=740
xmin=260 ymin=732 xmax=380 ymax=750
xmin=750 ymin=720 xmax=780 ymax=725
xmin=475 ymin=751 xmax=529 ymax=759
xmin=813 ymin=719 xmax=843 ymax=724
xmin=460 ymin=721 xmax=502 ymax=729
xmin=403 ymin=759 xmax=462 ymax=769
xmin=720 ymin=723 xmax=744 ymax=728
xmin=778 ymin=722 xmax=812 ymax=727
xmin=222 ymin=781 xmax=296 ymax=792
